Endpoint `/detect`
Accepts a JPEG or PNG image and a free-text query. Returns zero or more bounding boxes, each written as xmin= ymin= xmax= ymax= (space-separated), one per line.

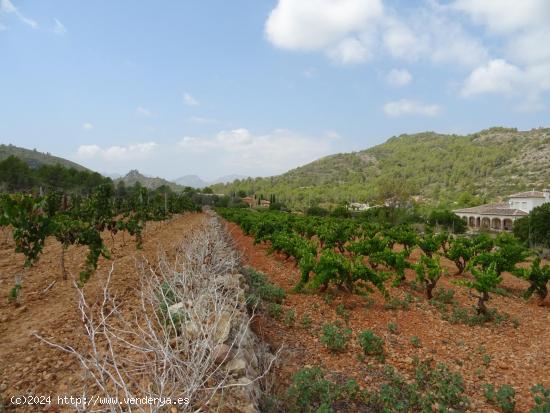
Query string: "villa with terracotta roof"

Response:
xmin=454 ymin=189 xmax=550 ymax=231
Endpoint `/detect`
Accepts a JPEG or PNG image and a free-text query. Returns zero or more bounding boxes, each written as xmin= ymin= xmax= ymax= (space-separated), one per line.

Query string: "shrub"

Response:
xmin=410 ymin=336 xmax=422 ymax=348
xmin=484 ymin=384 xmax=516 ymax=413
xmin=357 ymin=330 xmax=384 ymax=361
xmin=530 ymin=384 xmax=550 ymax=413
xmin=431 ymin=288 xmax=456 ymax=305
xmin=320 ymin=322 xmax=352 ymax=352
xmin=284 ymin=367 xmax=337 ymax=413
xmin=335 ymin=304 xmax=350 ymax=324
xmin=284 ymin=309 xmax=296 ymax=327
xmin=387 ymin=322 xmax=398 ymax=334
xmin=267 ymin=303 xmax=283 ymax=320
xmin=301 ymin=313 xmax=312 ymax=329
xmin=258 ymin=283 xmax=286 ymax=304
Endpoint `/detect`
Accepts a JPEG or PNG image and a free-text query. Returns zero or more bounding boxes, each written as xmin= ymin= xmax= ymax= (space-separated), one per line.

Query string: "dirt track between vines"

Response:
xmin=0 ymin=213 xmax=204 ymax=412
xmin=225 ymin=221 xmax=550 ymax=413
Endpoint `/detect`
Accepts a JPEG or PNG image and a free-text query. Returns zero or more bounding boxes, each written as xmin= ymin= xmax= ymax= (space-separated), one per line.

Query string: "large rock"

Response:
xmin=226 ymin=358 xmax=246 ymax=377
xmin=213 ymin=312 xmax=232 ymax=343
xmin=212 ymin=344 xmax=231 ymax=364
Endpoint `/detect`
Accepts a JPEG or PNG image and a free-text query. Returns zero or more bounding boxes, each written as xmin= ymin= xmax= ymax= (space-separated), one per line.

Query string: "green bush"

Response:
xmin=410 ymin=336 xmax=422 ymax=348
xmin=387 ymin=322 xmax=398 ymax=334
xmin=357 ymin=330 xmax=385 ymax=361
xmin=267 ymin=303 xmax=283 ymax=320
xmin=284 ymin=367 xmax=337 ymax=413
xmin=320 ymin=322 xmax=352 ymax=352
xmin=484 ymin=384 xmax=516 ymax=413
xmin=258 ymin=283 xmax=286 ymax=303
xmin=301 ymin=313 xmax=312 ymax=329
xmin=530 ymin=384 xmax=550 ymax=413
xmin=284 ymin=309 xmax=296 ymax=327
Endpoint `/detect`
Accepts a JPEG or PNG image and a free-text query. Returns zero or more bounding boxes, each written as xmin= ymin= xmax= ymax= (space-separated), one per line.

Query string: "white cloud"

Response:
xmin=383 ymin=99 xmax=441 ymax=117
xmin=507 ymin=28 xmax=550 ymax=66
xmin=136 ymin=106 xmax=152 ymax=117
xmin=382 ymin=11 xmax=487 ymax=67
xmin=265 ymin=0 xmax=488 ymax=67
xmin=328 ymin=36 xmax=371 ymax=64
xmin=178 ymin=128 xmax=336 ymax=175
xmin=452 ymin=0 xmax=550 ymax=34
xmin=77 ymin=142 xmax=157 ymax=162
xmin=183 ymin=92 xmax=199 ymax=106
xmin=53 ymin=18 xmax=66 ymax=35
xmin=265 ymin=0 xmax=383 ymax=64
xmin=265 ymin=0 xmax=383 ymax=50
xmin=0 ymin=0 xmax=37 ymax=28
xmin=461 ymin=59 xmax=550 ymax=110
xmin=461 ymin=59 xmax=522 ymax=97
xmin=386 ymin=68 xmax=412 ymax=87
xmin=382 ymin=18 xmax=424 ymax=61
xmin=82 ymin=122 xmax=94 ymax=131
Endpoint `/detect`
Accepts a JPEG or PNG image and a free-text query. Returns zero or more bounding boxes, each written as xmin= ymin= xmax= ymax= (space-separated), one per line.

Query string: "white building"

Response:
xmin=348 ymin=202 xmax=371 ymax=211
xmin=454 ymin=189 xmax=550 ymax=231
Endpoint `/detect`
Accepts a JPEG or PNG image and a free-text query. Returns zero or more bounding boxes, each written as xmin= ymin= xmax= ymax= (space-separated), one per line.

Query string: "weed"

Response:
xmin=530 ymin=384 xmax=550 ymax=413
xmin=357 ymin=330 xmax=385 ymax=361
xmin=335 ymin=304 xmax=350 ymax=324
xmin=320 ymin=322 xmax=352 ymax=352
xmin=258 ymin=283 xmax=286 ymax=304
xmin=301 ymin=313 xmax=312 ymax=329
xmin=410 ymin=336 xmax=422 ymax=348
xmin=267 ymin=303 xmax=283 ymax=320
xmin=284 ymin=309 xmax=296 ymax=327
xmin=384 ymin=296 xmax=410 ymax=310
xmin=484 ymin=384 xmax=516 ymax=413
xmin=387 ymin=322 xmax=398 ymax=334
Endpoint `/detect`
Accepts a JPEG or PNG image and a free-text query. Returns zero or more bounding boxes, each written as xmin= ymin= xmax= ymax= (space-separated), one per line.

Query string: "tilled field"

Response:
xmin=0 ymin=213 xmax=205 ymax=412
xmin=225 ymin=221 xmax=550 ymax=412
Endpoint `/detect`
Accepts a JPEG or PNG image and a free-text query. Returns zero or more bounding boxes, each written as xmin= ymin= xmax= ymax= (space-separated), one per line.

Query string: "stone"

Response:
xmin=168 ymin=302 xmax=185 ymax=315
xmin=213 ymin=344 xmax=231 ymax=364
xmin=214 ymin=312 xmax=232 ymax=343
xmin=226 ymin=358 xmax=246 ymax=377
xmin=184 ymin=322 xmax=199 ymax=339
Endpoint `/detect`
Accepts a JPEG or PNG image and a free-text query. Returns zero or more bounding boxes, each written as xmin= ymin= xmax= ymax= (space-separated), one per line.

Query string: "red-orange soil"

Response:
xmin=0 ymin=213 xmax=204 ymax=412
xmin=225 ymin=221 xmax=550 ymax=413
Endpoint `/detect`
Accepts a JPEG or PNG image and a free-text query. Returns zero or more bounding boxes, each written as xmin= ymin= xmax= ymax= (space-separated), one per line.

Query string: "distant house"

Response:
xmin=259 ymin=199 xmax=271 ymax=208
xmin=242 ymin=196 xmax=255 ymax=207
xmin=348 ymin=202 xmax=370 ymax=211
xmin=454 ymin=189 xmax=550 ymax=231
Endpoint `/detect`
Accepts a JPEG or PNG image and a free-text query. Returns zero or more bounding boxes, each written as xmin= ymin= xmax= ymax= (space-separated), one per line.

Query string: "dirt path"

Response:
xmin=0 ymin=213 xmax=204 ymax=411
xmin=225 ymin=221 xmax=550 ymax=412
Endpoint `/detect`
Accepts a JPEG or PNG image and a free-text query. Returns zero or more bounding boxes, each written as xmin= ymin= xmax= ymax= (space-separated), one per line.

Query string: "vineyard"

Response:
xmin=0 ymin=184 xmax=199 ymax=296
xmin=217 ymin=208 xmax=549 ymax=313
xmin=218 ymin=207 xmax=550 ymax=412
xmin=1 ymin=197 xmax=550 ymax=412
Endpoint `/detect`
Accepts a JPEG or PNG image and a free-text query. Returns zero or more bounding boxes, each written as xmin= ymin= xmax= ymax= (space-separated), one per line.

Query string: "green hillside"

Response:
xmin=0 ymin=143 xmax=89 ymax=171
xmin=212 ymin=127 xmax=550 ymax=209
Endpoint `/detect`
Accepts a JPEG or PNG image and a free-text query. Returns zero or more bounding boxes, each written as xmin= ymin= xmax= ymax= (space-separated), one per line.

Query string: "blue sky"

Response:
xmin=1 ymin=0 xmax=549 ymax=180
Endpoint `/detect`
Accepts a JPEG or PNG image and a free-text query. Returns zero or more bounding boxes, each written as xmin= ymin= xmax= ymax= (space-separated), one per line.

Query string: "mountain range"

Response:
xmin=211 ymin=127 xmax=550 ymax=208
xmin=3 ymin=127 xmax=550 ymax=208
xmin=173 ymin=174 xmax=248 ymax=188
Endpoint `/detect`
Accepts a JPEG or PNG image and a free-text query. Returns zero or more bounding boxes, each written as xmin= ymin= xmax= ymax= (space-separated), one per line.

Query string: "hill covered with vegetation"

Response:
xmin=116 ymin=170 xmax=185 ymax=191
xmin=0 ymin=144 xmax=88 ymax=171
xmin=212 ymin=127 xmax=550 ymax=209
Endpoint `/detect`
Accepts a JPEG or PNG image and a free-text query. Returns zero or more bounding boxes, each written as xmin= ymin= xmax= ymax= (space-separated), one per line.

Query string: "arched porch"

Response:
xmin=491 ymin=217 xmax=502 ymax=230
